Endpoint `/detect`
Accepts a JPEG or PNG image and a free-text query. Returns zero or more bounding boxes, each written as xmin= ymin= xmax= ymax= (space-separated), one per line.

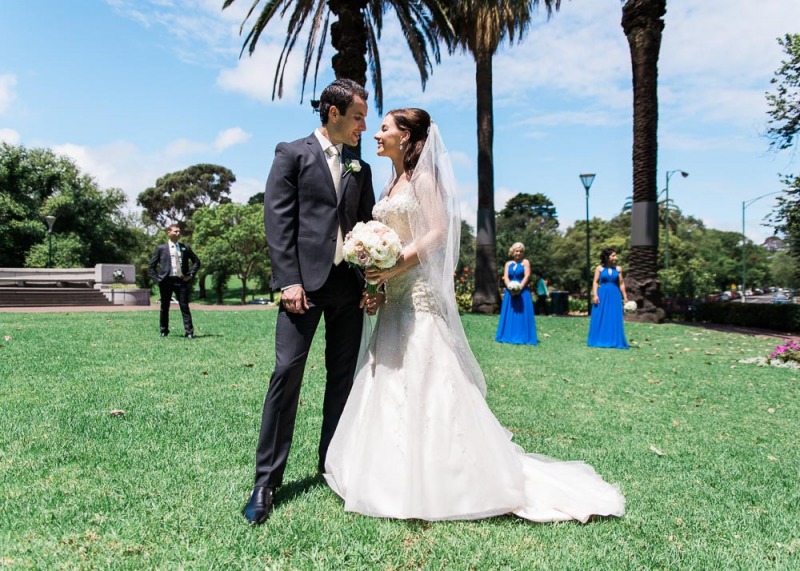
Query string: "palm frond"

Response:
xmin=366 ymin=22 xmax=383 ymax=114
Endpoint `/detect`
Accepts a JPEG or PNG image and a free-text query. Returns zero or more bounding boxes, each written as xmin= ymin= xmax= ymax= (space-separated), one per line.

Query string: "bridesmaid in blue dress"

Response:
xmin=496 ymin=242 xmax=538 ymax=345
xmin=587 ymin=248 xmax=629 ymax=349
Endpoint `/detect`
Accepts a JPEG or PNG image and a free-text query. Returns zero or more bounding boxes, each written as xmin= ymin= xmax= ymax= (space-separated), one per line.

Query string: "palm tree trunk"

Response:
xmin=471 ymin=48 xmax=501 ymax=314
xmin=622 ymin=0 xmax=666 ymax=322
xmin=329 ymin=0 xmax=368 ymax=86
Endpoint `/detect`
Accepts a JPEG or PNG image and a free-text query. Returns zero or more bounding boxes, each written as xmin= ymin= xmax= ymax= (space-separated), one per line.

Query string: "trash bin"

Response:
xmin=549 ymin=291 xmax=569 ymax=315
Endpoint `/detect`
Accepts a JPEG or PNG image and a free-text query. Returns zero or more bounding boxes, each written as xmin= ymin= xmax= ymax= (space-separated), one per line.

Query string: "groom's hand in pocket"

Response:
xmin=282 ymin=285 xmax=308 ymax=314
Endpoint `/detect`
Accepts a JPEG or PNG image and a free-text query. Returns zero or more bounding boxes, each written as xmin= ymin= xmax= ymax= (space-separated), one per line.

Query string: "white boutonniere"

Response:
xmin=343 ymin=159 xmax=362 ymax=176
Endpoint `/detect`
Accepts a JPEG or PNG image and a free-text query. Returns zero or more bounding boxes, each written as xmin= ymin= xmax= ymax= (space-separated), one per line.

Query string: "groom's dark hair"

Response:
xmin=318 ymin=79 xmax=369 ymax=125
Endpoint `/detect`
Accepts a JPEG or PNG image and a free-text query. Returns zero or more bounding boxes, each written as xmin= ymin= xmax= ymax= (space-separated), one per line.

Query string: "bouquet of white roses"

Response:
xmin=343 ymin=220 xmax=402 ymax=294
xmin=624 ymin=300 xmax=637 ymax=313
xmin=507 ymin=280 xmax=522 ymax=295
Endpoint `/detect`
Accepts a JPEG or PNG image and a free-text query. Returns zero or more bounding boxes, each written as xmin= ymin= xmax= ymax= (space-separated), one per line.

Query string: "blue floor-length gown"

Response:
xmin=495 ymin=261 xmax=538 ymax=345
xmin=587 ymin=266 xmax=629 ymax=349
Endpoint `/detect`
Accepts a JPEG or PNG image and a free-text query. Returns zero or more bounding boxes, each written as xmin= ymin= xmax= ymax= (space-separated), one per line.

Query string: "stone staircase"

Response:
xmin=0 ymin=287 xmax=114 ymax=307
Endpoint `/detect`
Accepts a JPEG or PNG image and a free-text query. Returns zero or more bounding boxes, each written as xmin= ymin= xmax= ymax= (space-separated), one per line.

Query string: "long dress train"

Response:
xmin=587 ymin=266 xmax=629 ymax=349
xmin=324 ymin=186 xmax=625 ymax=523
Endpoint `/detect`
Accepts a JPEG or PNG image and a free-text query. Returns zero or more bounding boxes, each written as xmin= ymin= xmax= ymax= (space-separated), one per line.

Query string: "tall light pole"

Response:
xmin=44 ymin=215 xmax=57 ymax=268
xmin=580 ymin=174 xmax=596 ymax=315
xmin=663 ymin=170 xmax=688 ymax=271
xmin=741 ymin=191 xmax=781 ymax=302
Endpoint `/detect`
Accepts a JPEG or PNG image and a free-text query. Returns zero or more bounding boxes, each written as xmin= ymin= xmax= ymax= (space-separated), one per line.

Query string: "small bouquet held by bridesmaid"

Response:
xmin=343 ymin=221 xmax=403 ymax=294
xmin=507 ymin=280 xmax=522 ymax=295
xmin=624 ymin=300 xmax=637 ymax=313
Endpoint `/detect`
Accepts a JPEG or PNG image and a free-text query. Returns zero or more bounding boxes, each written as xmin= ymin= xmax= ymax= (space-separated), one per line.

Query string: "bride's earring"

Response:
xmin=399 ymin=142 xmax=404 ymax=151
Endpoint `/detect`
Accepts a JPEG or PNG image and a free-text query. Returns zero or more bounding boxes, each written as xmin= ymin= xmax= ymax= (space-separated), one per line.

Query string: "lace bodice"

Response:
xmin=373 ymin=189 xmax=443 ymax=318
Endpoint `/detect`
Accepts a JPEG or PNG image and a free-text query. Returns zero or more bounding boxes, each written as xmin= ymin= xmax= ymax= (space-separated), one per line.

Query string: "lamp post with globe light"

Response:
xmin=580 ymin=174 xmax=595 ymax=315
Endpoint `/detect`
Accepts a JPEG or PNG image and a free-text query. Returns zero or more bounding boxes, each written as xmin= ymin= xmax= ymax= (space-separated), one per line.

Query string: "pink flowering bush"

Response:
xmin=769 ymin=339 xmax=800 ymax=365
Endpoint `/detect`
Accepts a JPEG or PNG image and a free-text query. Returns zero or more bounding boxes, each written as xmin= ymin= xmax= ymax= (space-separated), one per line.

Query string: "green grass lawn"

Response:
xmin=0 ymin=310 xmax=797 ymax=569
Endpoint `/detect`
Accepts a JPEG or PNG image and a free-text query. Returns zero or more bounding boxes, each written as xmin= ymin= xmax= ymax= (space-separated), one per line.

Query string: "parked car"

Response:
xmin=772 ymin=293 xmax=791 ymax=304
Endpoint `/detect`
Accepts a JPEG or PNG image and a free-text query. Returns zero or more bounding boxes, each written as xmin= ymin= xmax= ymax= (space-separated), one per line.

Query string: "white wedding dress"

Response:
xmin=323 ymin=185 xmax=625 ymax=523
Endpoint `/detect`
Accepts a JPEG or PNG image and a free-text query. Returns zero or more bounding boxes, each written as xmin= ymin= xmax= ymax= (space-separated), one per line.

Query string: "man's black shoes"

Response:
xmin=185 ymin=333 xmax=195 ymax=339
xmin=242 ymin=486 xmax=275 ymax=525
xmin=160 ymin=332 xmax=168 ymax=337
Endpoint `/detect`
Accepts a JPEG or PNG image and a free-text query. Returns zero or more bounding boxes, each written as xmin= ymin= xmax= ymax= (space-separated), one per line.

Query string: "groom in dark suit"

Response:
xmin=243 ymin=79 xmax=375 ymax=525
xmin=148 ymin=224 xmax=201 ymax=338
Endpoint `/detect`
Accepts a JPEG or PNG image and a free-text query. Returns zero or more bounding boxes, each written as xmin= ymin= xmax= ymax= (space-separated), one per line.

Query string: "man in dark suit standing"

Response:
xmin=148 ymin=224 xmax=201 ymax=338
xmin=242 ymin=79 xmax=375 ymax=525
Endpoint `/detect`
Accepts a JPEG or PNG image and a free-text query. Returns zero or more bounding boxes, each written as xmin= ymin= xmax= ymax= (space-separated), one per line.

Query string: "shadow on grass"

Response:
xmin=275 ymin=473 xmax=327 ymax=506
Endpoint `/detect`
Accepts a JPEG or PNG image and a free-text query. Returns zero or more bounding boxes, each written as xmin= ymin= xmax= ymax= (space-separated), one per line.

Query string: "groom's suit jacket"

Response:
xmin=264 ymin=133 xmax=375 ymax=292
xmin=148 ymin=241 xmax=201 ymax=283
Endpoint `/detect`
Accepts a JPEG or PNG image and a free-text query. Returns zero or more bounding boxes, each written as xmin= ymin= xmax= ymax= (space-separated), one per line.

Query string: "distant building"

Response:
xmin=762 ymin=236 xmax=786 ymax=252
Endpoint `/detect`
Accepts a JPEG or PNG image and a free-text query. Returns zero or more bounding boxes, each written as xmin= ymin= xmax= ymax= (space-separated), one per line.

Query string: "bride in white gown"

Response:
xmin=323 ymin=108 xmax=625 ymax=523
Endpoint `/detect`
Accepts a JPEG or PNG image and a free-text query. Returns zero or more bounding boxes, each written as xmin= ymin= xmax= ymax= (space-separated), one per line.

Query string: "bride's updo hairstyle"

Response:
xmin=388 ymin=108 xmax=431 ymax=176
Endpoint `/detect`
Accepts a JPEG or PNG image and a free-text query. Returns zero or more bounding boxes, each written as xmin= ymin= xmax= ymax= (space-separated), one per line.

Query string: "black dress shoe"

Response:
xmin=242 ymin=486 xmax=275 ymax=525
xmin=160 ymin=332 xmax=168 ymax=337
xmin=185 ymin=333 xmax=195 ymax=339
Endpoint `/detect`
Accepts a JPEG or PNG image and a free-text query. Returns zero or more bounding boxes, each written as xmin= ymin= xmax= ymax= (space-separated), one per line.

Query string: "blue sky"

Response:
xmin=2 ymin=0 xmax=798 ymax=245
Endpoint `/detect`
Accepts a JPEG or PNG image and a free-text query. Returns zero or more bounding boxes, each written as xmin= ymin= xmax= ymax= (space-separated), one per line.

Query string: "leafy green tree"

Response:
xmin=658 ymin=258 xmax=715 ymax=299
xmin=496 ymin=192 xmax=559 ymax=278
xmin=136 ymin=164 xmax=234 ymax=235
xmin=444 ymin=0 xmax=562 ymax=314
xmin=765 ymin=35 xmax=800 ymax=283
xmin=771 ymin=249 xmax=800 ymax=289
xmin=0 ymin=143 xmax=139 ymax=268
xmin=458 ymin=220 xmax=476 ymax=276
xmin=766 ymin=33 xmax=800 ymax=152
xmin=621 ymin=0 xmax=666 ymax=320
xmin=24 ymin=233 xmax=89 ymax=268
xmin=551 ymin=217 xmax=625 ymax=295
xmin=247 ymin=192 xmax=265 ymax=206
xmin=193 ymin=202 xmax=269 ymax=304
xmin=692 ymin=229 xmax=770 ymax=292
xmin=222 ymin=0 xmax=455 ymax=114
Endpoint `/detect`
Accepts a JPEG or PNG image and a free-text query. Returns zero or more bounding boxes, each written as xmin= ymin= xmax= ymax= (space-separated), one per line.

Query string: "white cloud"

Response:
xmin=0 ymin=74 xmax=18 ymax=115
xmin=217 ymin=41 xmax=308 ymax=105
xmin=164 ymin=138 xmax=207 ymax=157
xmin=230 ymin=175 xmax=263 ymax=204
xmin=105 ymin=0 xmax=243 ymax=64
xmin=51 ymin=127 xmax=262 ymax=211
xmin=214 ymin=127 xmax=251 ymax=151
xmin=0 ymin=128 xmax=20 ymax=145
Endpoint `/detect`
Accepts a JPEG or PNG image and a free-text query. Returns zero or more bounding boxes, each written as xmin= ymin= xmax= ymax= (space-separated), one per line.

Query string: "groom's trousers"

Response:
xmin=254 ymin=263 xmax=364 ymax=488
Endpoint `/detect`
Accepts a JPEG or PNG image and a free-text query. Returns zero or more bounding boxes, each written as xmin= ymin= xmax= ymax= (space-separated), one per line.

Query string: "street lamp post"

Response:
xmin=741 ymin=191 xmax=781 ymax=302
xmin=44 ymin=215 xmax=57 ymax=268
xmin=580 ymin=174 xmax=596 ymax=315
xmin=663 ymin=170 xmax=688 ymax=271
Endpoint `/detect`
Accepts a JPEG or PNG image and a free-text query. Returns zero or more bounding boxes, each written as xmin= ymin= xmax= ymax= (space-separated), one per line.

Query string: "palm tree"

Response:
xmin=221 ymin=0 xmax=455 ymax=114
xmin=621 ymin=0 xmax=666 ymax=321
xmin=621 ymin=193 xmax=680 ymax=234
xmin=444 ymin=0 xmax=561 ymax=314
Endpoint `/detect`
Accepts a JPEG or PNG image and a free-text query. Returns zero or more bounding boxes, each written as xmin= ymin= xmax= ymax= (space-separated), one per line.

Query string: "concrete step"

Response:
xmin=0 ymin=287 xmax=114 ymax=307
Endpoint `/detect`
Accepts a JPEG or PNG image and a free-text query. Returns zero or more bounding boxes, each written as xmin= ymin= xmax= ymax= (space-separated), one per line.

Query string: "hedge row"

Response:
xmin=694 ymin=301 xmax=800 ymax=333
